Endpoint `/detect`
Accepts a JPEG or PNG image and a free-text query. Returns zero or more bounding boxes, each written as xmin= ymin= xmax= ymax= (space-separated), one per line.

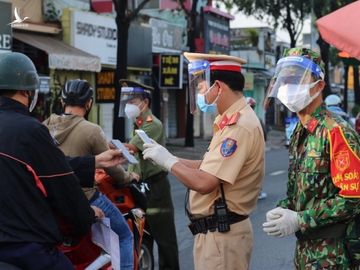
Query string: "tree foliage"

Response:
xmin=227 ymin=0 xmax=310 ymax=47
xmin=221 ymin=0 xmax=357 ymax=99
xmin=313 ymin=0 xmax=357 ymax=99
xmin=112 ymin=0 xmax=150 ymax=140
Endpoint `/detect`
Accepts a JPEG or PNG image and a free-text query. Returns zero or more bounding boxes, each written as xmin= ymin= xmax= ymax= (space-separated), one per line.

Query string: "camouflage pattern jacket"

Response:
xmin=278 ymin=105 xmax=360 ymax=269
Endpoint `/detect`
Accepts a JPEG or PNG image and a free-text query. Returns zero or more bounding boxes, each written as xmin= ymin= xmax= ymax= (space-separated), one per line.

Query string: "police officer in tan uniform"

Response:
xmin=142 ymin=53 xmax=265 ymax=270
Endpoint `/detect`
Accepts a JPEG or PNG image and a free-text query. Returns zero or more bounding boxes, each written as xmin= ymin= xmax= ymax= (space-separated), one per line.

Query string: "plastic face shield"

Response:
xmin=188 ymin=60 xmax=211 ymax=114
xmin=118 ymin=87 xmax=144 ymax=117
xmin=265 ymin=56 xmax=324 ymax=100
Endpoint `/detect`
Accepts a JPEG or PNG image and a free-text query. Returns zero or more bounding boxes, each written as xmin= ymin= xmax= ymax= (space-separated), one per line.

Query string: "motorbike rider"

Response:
xmin=43 ymin=79 xmax=137 ymax=270
xmin=324 ymin=94 xmax=350 ymax=123
xmin=0 ymin=52 xmax=105 ymax=269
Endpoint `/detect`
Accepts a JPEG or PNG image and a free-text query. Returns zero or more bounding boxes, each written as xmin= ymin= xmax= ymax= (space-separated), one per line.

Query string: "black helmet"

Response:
xmin=0 ymin=52 xmax=39 ymax=91
xmin=62 ymin=79 xmax=93 ymax=106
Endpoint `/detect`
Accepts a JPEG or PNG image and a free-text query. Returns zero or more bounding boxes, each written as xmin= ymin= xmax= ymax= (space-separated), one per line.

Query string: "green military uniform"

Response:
xmin=278 ymin=105 xmax=360 ymax=269
xmin=128 ymin=108 xmax=179 ymax=270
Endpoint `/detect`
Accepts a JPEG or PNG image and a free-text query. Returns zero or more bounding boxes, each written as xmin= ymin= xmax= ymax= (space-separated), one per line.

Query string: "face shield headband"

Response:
xmin=267 ymin=56 xmax=324 ymax=99
xmin=118 ymin=87 xmax=151 ymax=117
xmin=188 ymin=60 xmax=211 ymax=114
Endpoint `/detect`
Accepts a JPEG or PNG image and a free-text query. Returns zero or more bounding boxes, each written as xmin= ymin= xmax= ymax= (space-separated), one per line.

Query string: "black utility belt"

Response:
xmin=295 ymin=223 xmax=347 ymax=240
xmin=188 ymin=212 xmax=248 ymax=235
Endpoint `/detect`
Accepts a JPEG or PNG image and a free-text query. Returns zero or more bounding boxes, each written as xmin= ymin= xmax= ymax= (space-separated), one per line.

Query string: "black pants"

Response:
xmin=0 ymin=242 xmax=73 ymax=270
xmin=145 ymin=173 xmax=180 ymax=270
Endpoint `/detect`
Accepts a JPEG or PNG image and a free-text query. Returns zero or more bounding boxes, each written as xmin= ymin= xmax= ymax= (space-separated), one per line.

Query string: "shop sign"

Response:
xmin=159 ymin=54 xmax=183 ymax=89
xmin=0 ymin=2 xmax=12 ymax=53
xmin=38 ymin=76 xmax=50 ymax=94
xmin=71 ymin=10 xmax=117 ymax=65
xmin=204 ymin=13 xmax=230 ymax=54
xmin=150 ymin=18 xmax=183 ymax=52
xmin=95 ymin=71 xmax=115 ymax=103
xmin=91 ymin=0 xmax=113 ymax=13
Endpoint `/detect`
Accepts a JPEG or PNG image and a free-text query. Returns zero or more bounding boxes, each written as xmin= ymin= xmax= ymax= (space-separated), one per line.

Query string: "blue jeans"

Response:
xmin=91 ymin=193 xmax=134 ymax=270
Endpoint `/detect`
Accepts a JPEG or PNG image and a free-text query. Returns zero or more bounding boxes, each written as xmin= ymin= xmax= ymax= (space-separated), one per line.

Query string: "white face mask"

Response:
xmin=124 ymin=103 xmax=140 ymax=119
xmin=277 ymin=81 xmax=320 ymax=112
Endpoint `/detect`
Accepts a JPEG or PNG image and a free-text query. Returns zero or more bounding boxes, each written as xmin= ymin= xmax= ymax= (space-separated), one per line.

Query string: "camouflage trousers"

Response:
xmin=294 ymin=238 xmax=358 ymax=270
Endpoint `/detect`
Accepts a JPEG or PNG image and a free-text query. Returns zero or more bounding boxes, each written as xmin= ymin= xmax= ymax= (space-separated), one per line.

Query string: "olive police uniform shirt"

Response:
xmin=189 ymin=97 xmax=265 ymax=216
xmin=128 ymin=109 xmax=166 ymax=179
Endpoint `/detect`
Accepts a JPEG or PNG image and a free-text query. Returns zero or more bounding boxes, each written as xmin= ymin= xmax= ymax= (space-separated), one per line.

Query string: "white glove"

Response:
xmin=142 ymin=143 xmax=179 ymax=172
xmin=266 ymin=207 xmax=283 ymax=221
xmin=262 ymin=208 xmax=299 ymax=237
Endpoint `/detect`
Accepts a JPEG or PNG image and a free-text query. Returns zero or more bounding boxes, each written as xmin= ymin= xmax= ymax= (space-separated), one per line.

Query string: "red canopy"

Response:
xmin=316 ymin=1 xmax=360 ymax=60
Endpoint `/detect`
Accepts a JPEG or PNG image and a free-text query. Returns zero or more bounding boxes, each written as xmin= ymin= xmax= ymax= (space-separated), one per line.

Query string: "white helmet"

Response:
xmin=325 ymin=94 xmax=341 ymax=106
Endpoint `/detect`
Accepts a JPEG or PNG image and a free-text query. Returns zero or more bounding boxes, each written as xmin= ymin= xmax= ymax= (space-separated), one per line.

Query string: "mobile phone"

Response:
xmin=111 ymin=139 xmax=138 ymax=164
xmin=135 ymin=129 xmax=153 ymax=144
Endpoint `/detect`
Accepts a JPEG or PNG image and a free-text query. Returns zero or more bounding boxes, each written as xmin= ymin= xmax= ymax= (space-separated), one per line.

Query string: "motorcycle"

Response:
xmin=57 ymin=169 xmax=154 ymax=270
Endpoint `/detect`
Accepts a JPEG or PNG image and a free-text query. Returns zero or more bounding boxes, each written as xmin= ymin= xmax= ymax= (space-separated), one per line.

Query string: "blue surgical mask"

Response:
xmin=196 ymin=83 xmax=219 ymax=113
xmin=196 ymin=93 xmax=217 ymax=113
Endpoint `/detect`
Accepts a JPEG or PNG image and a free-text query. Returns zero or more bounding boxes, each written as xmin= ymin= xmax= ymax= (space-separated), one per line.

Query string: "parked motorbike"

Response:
xmin=57 ymin=169 xmax=153 ymax=270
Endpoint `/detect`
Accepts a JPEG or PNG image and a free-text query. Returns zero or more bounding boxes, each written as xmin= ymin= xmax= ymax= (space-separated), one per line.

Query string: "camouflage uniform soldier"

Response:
xmin=262 ymin=47 xmax=360 ymax=269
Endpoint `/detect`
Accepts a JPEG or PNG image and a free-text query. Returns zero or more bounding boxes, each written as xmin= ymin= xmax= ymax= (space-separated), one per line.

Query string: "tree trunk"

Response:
xmin=344 ymin=65 xmax=349 ymax=112
xmin=113 ymin=9 xmax=130 ymax=141
xmin=317 ymin=36 xmax=331 ymax=97
xmin=184 ymin=0 xmax=199 ymax=147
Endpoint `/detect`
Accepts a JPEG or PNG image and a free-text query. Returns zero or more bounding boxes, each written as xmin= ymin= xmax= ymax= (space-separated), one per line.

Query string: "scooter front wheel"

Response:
xmin=139 ymin=236 xmax=154 ymax=270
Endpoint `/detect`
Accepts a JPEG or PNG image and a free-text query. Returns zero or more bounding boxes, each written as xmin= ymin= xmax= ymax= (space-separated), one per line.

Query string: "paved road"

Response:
xmin=161 ymin=132 xmax=296 ymax=270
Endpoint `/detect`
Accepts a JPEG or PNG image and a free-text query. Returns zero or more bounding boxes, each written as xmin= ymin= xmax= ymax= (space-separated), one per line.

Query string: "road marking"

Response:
xmin=269 ymin=170 xmax=286 ymax=176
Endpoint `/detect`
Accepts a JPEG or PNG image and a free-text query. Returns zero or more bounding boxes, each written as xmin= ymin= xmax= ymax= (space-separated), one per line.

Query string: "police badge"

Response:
xmin=220 ymin=138 xmax=237 ymax=157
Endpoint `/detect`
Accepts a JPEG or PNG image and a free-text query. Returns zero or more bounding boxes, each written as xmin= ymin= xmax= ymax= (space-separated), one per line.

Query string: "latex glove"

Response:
xmin=266 ymin=207 xmax=283 ymax=221
xmin=143 ymin=143 xmax=179 ymax=172
xmin=262 ymin=208 xmax=299 ymax=237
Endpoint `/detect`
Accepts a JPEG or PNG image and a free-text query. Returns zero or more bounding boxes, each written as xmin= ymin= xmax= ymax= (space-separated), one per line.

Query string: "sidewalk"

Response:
xmin=166 ymin=129 xmax=285 ymax=159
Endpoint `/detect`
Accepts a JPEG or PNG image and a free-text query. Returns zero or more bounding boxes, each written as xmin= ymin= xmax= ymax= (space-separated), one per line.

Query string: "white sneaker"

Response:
xmin=258 ymin=192 xmax=267 ymax=200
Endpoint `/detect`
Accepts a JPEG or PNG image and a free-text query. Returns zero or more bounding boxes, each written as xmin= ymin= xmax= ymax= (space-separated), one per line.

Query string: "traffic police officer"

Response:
xmin=262 ymin=47 xmax=360 ymax=269
xmin=119 ymin=79 xmax=180 ymax=270
xmin=142 ymin=53 xmax=265 ymax=270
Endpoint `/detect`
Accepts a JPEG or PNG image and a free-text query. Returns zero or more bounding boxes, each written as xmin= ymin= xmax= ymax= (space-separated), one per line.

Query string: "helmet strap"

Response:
xmin=84 ymin=98 xmax=93 ymax=120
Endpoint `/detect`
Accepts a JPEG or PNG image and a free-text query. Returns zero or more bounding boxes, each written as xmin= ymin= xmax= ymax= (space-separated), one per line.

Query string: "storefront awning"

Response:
xmin=13 ymin=32 xmax=101 ymax=72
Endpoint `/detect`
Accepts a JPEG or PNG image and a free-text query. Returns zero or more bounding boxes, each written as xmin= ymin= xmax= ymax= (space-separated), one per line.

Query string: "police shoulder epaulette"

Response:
xmin=146 ymin=115 xmax=153 ymax=122
xmin=306 ymin=118 xmax=319 ymax=133
xmin=228 ymin=112 xmax=241 ymax=126
xmin=136 ymin=117 xmax=143 ymax=127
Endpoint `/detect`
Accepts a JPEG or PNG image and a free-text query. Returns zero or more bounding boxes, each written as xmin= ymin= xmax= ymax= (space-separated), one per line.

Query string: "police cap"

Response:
xmin=184 ymin=52 xmax=246 ymax=73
